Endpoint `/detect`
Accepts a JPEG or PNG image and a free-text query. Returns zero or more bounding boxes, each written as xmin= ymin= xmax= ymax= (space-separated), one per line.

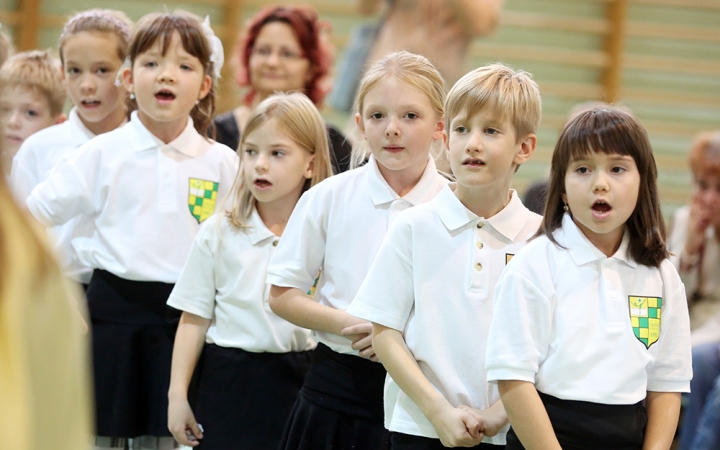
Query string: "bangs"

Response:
xmin=131 ymin=13 xmax=209 ymax=65
xmin=563 ymin=108 xmax=649 ymax=165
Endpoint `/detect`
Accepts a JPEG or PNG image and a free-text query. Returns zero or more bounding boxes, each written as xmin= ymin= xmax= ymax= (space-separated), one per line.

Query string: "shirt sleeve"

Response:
xmin=266 ymin=188 xmax=327 ymax=292
xmin=347 ymin=214 xmax=414 ymax=331
xmin=25 ymin=145 xmax=102 ymax=227
xmin=646 ymin=264 xmax=693 ymax=393
xmin=166 ymin=217 xmax=219 ymax=319
xmin=10 ymin=142 xmax=40 ymax=204
xmin=486 ymin=266 xmax=554 ymax=383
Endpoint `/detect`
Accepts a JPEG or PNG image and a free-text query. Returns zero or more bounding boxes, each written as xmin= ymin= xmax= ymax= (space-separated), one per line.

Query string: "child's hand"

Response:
xmin=341 ymin=322 xmax=378 ymax=361
xmin=458 ymin=405 xmax=508 ymax=437
xmin=168 ymin=397 xmax=203 ymax=447
xmin=427 ymin=403 xmax=484 ymax=447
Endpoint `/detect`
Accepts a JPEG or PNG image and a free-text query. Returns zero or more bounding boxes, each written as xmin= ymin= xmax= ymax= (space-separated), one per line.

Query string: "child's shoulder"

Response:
xmin=21 ymin=119 xmax=76 ymax=149
xmin=207 ymin=140 xmax=240 ymax=162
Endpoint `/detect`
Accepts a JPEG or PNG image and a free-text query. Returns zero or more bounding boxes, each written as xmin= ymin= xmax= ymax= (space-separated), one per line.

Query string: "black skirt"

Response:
xmin=391 ymin=432 xmax=505 ymax=449
xmin=279 ymin=343 xmax=391 ymax=450
xmin=505 ymin=391 xmax=647 ymax=450
xmin=192 ymin=343 xmax=312 ymax=449
xmin=87 ymin=270 xmax=179 ymax=438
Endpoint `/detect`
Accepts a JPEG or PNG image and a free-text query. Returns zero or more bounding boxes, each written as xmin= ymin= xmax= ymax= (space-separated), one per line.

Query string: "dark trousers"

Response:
xmin=391 ymin=432 xmax=505 ymax=449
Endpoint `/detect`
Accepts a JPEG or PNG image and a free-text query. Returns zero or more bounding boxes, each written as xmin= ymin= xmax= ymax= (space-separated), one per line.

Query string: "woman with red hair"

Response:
xmin=213 ymin=6 xmax=352 ymax=172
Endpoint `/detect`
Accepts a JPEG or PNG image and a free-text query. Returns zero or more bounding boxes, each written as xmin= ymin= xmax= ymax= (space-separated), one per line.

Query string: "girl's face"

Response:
xmin=62 ymin=31 xmax=126 ymax=134
xmin=356 ymin=77 xmax=443 ymax=177
xmin=563 ymin=150 xmax=640 ymax=252
xmin=249 ymin=22 xmax=311 ymax=101
xmin=693 ymin=172 xmax=720 ymax=227
xmin=242 ymin=118 xmax=314 ymax=206
xmin=123 ymin=32 xmax=212 ymax=137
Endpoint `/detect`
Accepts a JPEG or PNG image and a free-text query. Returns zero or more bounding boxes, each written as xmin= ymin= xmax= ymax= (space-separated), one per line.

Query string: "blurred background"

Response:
xmin=1 ymin=0 xmax=718 ymax=217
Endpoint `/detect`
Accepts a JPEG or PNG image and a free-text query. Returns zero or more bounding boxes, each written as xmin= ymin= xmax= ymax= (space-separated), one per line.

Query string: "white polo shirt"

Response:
xmin=27 ymin=111 xmax=238 ymax=283
xmin=266 ymin=155 xmax=447 ymax=355
xmin=347 ymin=184 xmax=541 ymax=444
xmin=167 ymin=212 xmax=315 ymax=353
xmin=486 ymin=213 xmax=692 ymax=404
xmin=10 ymin=108 xmax=99 ymax=283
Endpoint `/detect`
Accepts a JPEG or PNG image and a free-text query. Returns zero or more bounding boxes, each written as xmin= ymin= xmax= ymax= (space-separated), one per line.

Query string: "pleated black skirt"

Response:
xmin=279 ymin=343 xmax=391 ymax=450
xmin=87 ymin=270 xmax=179 ymax=438
xmin=505 ymin=391 xmax=647 ymax=450
xmin=193 ymin=343 xmax=312 ymax=449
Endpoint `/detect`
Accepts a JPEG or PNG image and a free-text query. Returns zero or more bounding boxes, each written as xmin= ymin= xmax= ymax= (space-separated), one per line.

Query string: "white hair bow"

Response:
xmin=202 ymin=16 xmax=224 ymax=79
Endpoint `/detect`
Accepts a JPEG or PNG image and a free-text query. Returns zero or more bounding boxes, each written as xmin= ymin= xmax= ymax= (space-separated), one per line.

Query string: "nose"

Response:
xmin=255 ymin=153 xmax=269 ymax=173
xmin=80 ymin=75 xmax=96 ymax=94
xmin=158 ymin=65 xmax=176 ymax=84
xmin=465 ymin=130 xmax=482 ymax=154
xmin=592 ymin=171 xmax=610 ymax=192
xmin=385 ymin=116 xmax=400 ymax=138
xmin=7 ymin=110 xmax=21 ymax=129
xmin=266 ymin=51 xmax=281 ymax=66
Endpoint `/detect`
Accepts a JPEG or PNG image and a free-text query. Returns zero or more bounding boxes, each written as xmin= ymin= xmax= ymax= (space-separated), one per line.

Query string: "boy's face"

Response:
xmin=0 ymin=85 xmax=60 ymax=157
xmin=446 ymin=110 xmax=533 ymax=190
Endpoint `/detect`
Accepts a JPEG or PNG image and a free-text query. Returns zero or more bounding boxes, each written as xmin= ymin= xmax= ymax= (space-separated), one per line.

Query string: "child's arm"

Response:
xmin=167 ymin=312 xmax=210 ymax=447
xmin=458 ymin=399 xmax=508 ymax=437
xmin=269 ymin=286 xmax=378 ymax=360
xmin=372 ymin=323 xmax=483 ymax=447
xmin=642 ymin=391 xmax=680 ymax=450
xmin=497 ymin=380 xmax=562 ymax=450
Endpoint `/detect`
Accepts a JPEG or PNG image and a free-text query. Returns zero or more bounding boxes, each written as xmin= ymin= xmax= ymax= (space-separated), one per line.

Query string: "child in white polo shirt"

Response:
xmin=267 ymin=52 xmax=448 ymax=450
xmin=347 ymin=64 xmax=542 ymax=449
xmin=166 ymin=93 xmax=333 ymax=449
xmin=486 ymin=106 xmax=692 ymax=450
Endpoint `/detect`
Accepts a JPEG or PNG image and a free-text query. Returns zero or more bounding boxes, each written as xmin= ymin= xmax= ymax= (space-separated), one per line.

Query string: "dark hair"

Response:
xmin=59 ymin=9 xmax=133 ymax=65
xmin=235 ymin=5 xmax=332 ymax=106
xmin=127 ymin=12 xmax=215 ymax=135
xmin=538 ymin=107 xmax=668 ymax=267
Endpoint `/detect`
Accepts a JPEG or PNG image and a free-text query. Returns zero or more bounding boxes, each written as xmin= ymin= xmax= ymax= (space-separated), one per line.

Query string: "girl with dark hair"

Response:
xmin=25 ymin=11 xmax=238 ymax=450
xmin=485 ymin=107 xmax=692 ymax=450
xmin=212 ymin=5 xmax=352 ymax=173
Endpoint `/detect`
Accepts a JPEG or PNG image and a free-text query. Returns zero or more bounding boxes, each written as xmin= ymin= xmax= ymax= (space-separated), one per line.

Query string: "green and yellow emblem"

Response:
xmin=188 ymin=178 xmax=219 ymax=223
xmin=629 ymin=296 xmax=662 ymax=349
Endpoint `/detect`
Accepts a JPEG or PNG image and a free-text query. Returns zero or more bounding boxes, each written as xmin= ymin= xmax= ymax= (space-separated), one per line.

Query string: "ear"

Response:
xmin=355 ymin=113 xmax=366 ymax=138
xmin=432 ymin=115 xmax=445 ymax=141
xmin=561 ymin=192 xmax=568 ymax=206
xmin=55 ymin=113 xmax=67 ymax=125
xmin=513 ymin=133 xmax=537 ymax=166
xmin=198 ymin=74 xmax=213 ymax=101
xmin=304 ymin=154 xmax=315 ymax=179
xmin=120 ymin=67 xmax=134 ymax=96
xmin=442 ymin=129 xmax=450 ymax=158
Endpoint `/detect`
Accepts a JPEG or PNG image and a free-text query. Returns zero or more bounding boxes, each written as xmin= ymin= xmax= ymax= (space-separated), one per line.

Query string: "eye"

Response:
xmin=454 ymin=125 xmax=468 ymax=134
xmin=144 ymin=61 xmax=157 ymax=68
xmin=611 ymin=166 xmax=626 ymax=174
xmin=96 ymin=67 xmax=110 ymax=75
xmin=25 ymin=109 xmax=39 ymax=118
xmin=369 ymin=112 xmax=383 ymax=120
xmin=253 ymin=47 xmax=272 ymax=57
xmin=244 ymin=148 xmax=257 ymax=156
xmin=576 ymin=166 xmax=589 ymax=174
xmin=272 ymin=150 xmax=286 ymax=157
xmin=485 ymin=128 xmax=499 ymax=135
xmin=180 ymin=64 xmax=192 ymax=71
xmin=280 ymin=49 xmax=301 ymax=60
xmin=405 ymin=112 xmax=419 ymax=120
xmin=67 ymin=67 xmax=80 ymax=75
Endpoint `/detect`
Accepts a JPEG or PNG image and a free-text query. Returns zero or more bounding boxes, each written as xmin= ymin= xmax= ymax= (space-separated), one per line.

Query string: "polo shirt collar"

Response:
xmin=434 ymin=184 xmax=528 ymax=241
xmin=558 ymin=213 xmax=637 ymax=268
xmin=247 ymin=209 xmax=277 ymax=245
xmin=366 ymin=155 xmax=440 ymax=206
xmin=67 ymin=107 xmax=97 ymax=143
xmin=127 ymin=111 xmax=203 ymax=157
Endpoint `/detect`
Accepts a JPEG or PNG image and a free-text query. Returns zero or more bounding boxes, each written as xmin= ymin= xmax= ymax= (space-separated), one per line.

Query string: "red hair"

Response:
xmin=235 ymin=5 xmax=333 ymax=107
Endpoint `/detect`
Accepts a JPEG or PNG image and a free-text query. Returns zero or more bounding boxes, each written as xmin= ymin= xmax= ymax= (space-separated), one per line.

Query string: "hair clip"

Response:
xmin=201 ymin=16 xmax=224 ymax=79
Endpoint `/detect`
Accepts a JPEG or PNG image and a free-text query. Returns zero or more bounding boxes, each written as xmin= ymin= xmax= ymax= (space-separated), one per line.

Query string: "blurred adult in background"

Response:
xmin=0 ymin=142 xmax=92 ymax=449
xmin=668 ymin=131 xmax=720 ymax=341
xmin=329 ymin=0 xmax=503 ymax=113
xmin=213 ymin=6 xmax=352 ymax=173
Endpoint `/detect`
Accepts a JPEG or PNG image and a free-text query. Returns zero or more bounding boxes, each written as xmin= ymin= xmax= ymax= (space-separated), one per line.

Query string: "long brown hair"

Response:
xmin=127 ymin=11 xmax=216 ymax=135
xmin=539 ymin=107 xmax=669 ymax=267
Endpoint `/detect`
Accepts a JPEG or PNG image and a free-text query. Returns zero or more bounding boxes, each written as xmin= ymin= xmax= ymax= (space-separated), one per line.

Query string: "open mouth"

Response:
xmin=254 ymin=179 xmax=272 ymax=188
xmin=81 ymin=100 xmax=101 ymax=107
xmin=463 ymin=158 xmax=485 ymax=167
xmin=591 ymin=200 xmax=612 ymax=218
xmin=155 ymin=90 xmax=176 ymax=101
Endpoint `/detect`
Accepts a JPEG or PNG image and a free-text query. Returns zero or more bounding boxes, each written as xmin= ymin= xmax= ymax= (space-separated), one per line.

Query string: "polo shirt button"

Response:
xmin=273 ymin=241 xmax=278 ymax=247
xmin=476 ymin=222 xmax=483 ymax=229
xmin=475 ymin=263 xmax=483 ymax=271
xmin=477 ymin=242 xmax=484 ymax=249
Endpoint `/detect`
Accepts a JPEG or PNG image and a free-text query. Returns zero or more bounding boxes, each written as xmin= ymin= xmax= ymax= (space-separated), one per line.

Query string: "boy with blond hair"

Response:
xmin=0 ymin=50 xmax=66 ymax=170
xmin=348 ymin=64 xmax=542 ymax=449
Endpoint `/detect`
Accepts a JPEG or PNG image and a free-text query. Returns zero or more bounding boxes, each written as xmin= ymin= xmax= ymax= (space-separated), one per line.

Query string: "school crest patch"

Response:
xmin=188 ymin=178 xmax=219 ymax=223
xmin=629 ymin=296 xmax=662 ymax=349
